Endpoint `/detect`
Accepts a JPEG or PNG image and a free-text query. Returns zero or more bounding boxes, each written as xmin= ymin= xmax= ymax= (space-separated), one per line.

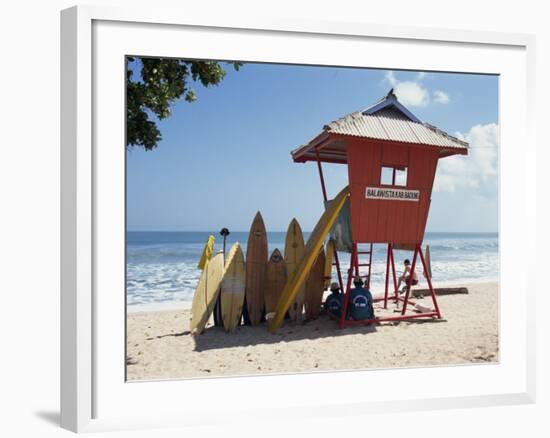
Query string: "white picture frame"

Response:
xmin=60 ymin=5 xmax=536 ymax=433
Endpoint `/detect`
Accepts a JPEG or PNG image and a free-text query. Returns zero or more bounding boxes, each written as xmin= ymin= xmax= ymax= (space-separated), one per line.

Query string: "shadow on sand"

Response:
xmin=187 ymin=314 xmax=445 ymax=352
xmin=147 ymin=330 xmax=191 ymax=340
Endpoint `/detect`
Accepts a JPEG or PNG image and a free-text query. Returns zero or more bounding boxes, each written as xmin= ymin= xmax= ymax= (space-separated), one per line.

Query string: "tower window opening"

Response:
xmin=380 ymin=166 xmax=407 ymax=187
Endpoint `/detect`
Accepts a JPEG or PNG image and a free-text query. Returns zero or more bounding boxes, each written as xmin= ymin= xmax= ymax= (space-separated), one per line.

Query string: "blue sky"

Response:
xmin=127 ymin=62 xmax=498 ymax=232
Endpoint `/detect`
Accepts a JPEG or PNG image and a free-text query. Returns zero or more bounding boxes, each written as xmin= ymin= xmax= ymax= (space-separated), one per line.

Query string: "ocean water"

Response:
xmin=126 ymin=231 xmax=498 ymax=311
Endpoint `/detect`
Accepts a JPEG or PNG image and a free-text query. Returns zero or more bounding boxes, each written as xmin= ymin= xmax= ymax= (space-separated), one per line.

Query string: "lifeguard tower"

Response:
xmin=269 ymin=90 xmax=469 ymax=331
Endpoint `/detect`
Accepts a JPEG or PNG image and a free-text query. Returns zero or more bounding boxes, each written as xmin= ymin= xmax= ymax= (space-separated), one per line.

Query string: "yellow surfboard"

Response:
xmin=324 ymin=239 xmax=335 ymax=289
xmin=190 ymin=252 xmax=224 ymax=335
xmin=284 ymin=218 xmax=305 ymax=322
xmin=197 ymin=235 xmax=215 ymax=270
xmin=221 ymin=243 xmax=246 ymax=333
xmin=270 ymin=186 xmax=350 ymax=332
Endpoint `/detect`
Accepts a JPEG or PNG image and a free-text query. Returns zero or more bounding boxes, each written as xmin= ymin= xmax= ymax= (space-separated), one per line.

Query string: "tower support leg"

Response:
xmin=418 ymin=246 xmax=442 ymax=319
xmin=354 ymin=246 xmax=359 ymax=277
xmin=314 ymin=147 xmax=345 ymax=296
xmin=333 ymin=249 xmax=344 ymax=295
xmin=389 ymin=244 xmax=399 ymax=304
xmin=401 ymin=245 xmax=419 ymax=315
xmin=366 ymin=243 xmax=373 ymax=290
xmin=339 ymin=245 xmax=357 ymax=329
xmin=384 ymin=243 xmax=391 ymax=309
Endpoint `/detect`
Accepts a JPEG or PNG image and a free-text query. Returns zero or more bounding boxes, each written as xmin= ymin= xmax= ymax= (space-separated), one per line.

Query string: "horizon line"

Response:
xmin=126 ymin=230 xmax=499 ymax=234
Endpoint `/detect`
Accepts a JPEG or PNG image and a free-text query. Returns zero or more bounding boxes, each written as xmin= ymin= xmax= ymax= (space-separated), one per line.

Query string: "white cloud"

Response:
xmin=385 ymin=71 xmax=430 ymax=107
xmin=385 ymin=71 xmax=398 ymax=86
xmin=384 ymin=71 xmax=452 ymax=108
xmin=433 ymin=123 xmax=499 ymax=195
xmin=433 ymin=90 xmax=450 ymax=104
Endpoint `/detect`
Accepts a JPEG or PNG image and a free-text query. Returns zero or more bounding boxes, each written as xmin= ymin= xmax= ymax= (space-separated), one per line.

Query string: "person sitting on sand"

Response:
xmin=397 ymin=258 xmax=418 ymax=292
xmin=348 ymin=276 xmax=374 ymax=320
xmin=324 ymin=282 xmax=343 ymax=317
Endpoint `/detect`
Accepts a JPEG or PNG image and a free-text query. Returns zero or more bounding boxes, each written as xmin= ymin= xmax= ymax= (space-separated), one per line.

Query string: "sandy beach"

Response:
xmin=126 ymin=281 xmax=498 ymax=381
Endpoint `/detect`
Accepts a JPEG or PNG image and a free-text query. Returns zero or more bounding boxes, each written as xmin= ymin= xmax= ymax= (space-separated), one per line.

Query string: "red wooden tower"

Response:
xmin=292 ymin=90 xmax=469 ymax=328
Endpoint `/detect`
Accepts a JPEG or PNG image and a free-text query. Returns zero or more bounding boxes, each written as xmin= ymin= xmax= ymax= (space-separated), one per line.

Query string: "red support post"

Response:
xmin=338 ymin=242 xmax=440 ymax=329
xmin=366 ymin=243 xmax=373 ymax=290
xmin=401 ymin=244 xmax=419 ymax=315
xmin=315 ymin=147 xmax=345 ymax=295
xmin=398 ymin=296 xmax=416 ymax=306
xmin=418 ymin=246 xmax=442 ymax=319
xmin=342 ymin=312 xmax=439 ymax=326
xmin=353 ymin=243 xmax=359 ymax=277
xmin=333 ymin=249 xmax=344 ymax=294
xmin=339 ymin=245 xmax=357 ymax=329
xmin=389 ymin=244 xmax=399 ymax=303
xmin=315 ymin=149 xmax=328 ymax=202
xmin=384 ymin=243 xmax=391 ymax=309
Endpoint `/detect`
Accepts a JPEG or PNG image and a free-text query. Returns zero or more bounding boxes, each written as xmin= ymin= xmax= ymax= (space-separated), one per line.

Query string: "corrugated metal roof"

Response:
xmin=370 ymin=106 xmax=409 ymax=120
xmin=325 ymin=112 xmax=468 ymax=149
xmin=292 ymin=91 xmax=468 ymax=163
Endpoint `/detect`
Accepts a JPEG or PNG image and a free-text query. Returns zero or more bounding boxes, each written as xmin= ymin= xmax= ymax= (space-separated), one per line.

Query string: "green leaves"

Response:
xmin=185 ymin=89 xmax=197 ymax=103
xmin=126 ymin=58 xmax=243 ymax=150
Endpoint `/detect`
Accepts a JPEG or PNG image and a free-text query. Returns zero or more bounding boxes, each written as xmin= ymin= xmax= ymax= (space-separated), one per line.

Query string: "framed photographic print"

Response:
xmin=61 ymin=4 xmax=536 ymax=433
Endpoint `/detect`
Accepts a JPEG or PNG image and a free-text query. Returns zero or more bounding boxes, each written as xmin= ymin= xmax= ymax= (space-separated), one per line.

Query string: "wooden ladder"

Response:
xmin=352 ymin=242 xmax=373 ymax=290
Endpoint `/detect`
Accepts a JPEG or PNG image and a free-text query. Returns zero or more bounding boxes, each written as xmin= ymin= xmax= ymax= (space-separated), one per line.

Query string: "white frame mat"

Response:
xmin=61 ymin=5 xmax=536 ymax=433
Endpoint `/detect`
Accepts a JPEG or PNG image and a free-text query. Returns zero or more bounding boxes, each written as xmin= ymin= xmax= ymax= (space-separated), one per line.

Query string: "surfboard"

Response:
xmin=304 ymin=247 xmax=325 ymax=320
xmin=190 ymin=252 xmax=224 ymax=335
xmin=197 ymin=235 xmax=215 ymax=270
xmin=220 ymin=243 xmax=246 ymax=333
xmin=324 ymin=239 xmax=335 ymax=289
xmin=284 ymin=218 xmax=305 ymax=322
xmin=425 ymin=244 xmax=433 ymax=279
xmin=245 ymin=212 xmax=268 ymax=326
xmin=265 ymin=248 xmax=287 ymax=317
xmin=270 ymin=186 xmax=350 ymax=332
